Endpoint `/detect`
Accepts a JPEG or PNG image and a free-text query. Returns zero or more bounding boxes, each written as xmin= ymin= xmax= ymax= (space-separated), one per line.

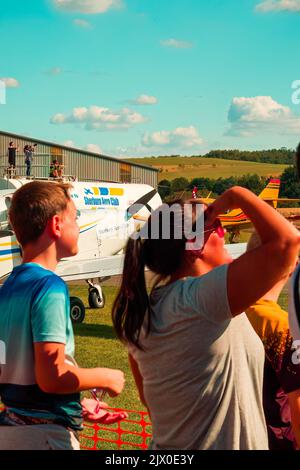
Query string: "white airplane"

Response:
xmin=0 ymin=178 xmax=163 ymax=322
xmin=0 ymin=177 xmax=246 ymax=323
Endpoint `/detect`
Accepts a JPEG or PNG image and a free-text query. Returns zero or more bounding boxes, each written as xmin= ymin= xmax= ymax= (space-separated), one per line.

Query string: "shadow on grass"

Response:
xmin=74 ymin=323 xmax=117 ymax=340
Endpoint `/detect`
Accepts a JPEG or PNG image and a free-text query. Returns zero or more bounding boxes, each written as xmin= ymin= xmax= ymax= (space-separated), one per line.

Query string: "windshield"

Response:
xmin=0 ymin=196 xmax=12 ymax=231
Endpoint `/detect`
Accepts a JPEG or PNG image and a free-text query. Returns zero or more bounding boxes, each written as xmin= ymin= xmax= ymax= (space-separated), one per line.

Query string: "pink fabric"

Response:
xmin=81 ymin=398 xmax=128 ymax=424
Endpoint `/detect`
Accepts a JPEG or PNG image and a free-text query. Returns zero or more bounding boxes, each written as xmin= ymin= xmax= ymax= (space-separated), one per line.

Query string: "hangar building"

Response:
xmin=0 ymin=130 xmax=158 ymax=187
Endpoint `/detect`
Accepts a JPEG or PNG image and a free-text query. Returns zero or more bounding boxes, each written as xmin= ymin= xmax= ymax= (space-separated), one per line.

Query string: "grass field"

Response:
xmin=128 ymin=156 xmax=288 ymax=182
xmin=70 ymin=284 xmax=143 ymax=413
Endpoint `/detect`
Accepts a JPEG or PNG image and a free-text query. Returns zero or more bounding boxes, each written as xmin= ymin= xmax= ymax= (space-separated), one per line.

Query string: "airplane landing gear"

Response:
xmin=70 ymin=297 xmax=86 ymax=323
xmin=87 ymin=280 xmax=106 ymax=309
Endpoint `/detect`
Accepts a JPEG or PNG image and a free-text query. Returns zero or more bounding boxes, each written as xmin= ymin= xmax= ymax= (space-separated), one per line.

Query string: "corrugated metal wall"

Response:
xmin=0 ymin=131 xmax=158 ymax=187
xmin=131 ymin=165 xmax=158 ymax=187
xmin=63 ymin=150 xmax=120 ymax=183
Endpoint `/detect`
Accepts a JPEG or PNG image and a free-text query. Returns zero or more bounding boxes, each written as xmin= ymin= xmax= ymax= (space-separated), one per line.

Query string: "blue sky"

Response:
xmin=1 ymin=0 xmax=300 ymax=157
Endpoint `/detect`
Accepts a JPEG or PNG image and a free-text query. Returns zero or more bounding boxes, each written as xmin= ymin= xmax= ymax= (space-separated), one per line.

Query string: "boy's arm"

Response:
xmin=34 ymin=342 xmax=125 ymax=396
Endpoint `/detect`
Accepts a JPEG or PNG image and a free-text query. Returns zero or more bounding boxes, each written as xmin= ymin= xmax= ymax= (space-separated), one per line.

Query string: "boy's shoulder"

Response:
xmin=4 ymin=263 xmax=66 ymax=291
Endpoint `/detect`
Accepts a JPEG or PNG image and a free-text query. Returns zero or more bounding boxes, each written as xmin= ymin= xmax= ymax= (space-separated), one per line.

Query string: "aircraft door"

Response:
xmin=95 ymin=208 xmax=134 ymax=257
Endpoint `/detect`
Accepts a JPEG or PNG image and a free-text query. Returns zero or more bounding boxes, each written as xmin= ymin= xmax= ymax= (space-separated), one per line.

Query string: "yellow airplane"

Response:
xmin=195 ymin=178 xmax=300 ymax=242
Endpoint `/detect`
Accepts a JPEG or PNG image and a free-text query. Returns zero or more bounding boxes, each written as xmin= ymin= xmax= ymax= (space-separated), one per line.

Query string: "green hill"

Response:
xmin=127 ymin=156 xmax=288 ymax=182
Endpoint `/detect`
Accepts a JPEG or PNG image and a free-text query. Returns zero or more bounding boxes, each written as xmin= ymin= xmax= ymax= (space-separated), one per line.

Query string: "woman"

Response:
xmin=112 ymin=186 xmax=300 ymax=450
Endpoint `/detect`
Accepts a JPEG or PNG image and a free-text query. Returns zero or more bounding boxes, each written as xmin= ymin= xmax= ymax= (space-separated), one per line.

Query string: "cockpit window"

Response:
xmin=0 ymin=197 xmax=12 ymax=232
xmin=0 ymin=209 xmax=8 ymax=228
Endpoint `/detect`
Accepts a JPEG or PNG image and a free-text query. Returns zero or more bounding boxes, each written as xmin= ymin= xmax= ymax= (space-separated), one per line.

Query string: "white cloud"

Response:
xmin=63 ymin=140 xmax=76 ymax=147
xmin=134 ymin=94 xmax=158 ymax=105
xmin=46 ymin=67 xmax=63 ymax=75
xmin=50 ymin=105 xmax=146 ymax=130
xmin=86 ymin=143 xmax=102 ymax=153
xmin=160 ymin=38 xmax=193 ymax=49
xmin=73 ymin=18 xmax=92 ymax=27
xmin=53 ymin=0 xmax=123 ymax=14
xmin=142 ymin=126 xmax=203 ymax=149
xmin=62 ymin=140 xmax=102 ymax=153
xmin=256 ymin=0 xmax=300 ymax=11
xmin=113 ymin=145 xmax=146 ymax=157
xmin=227 ymin=95 xmax=300 ymax=136
xmin=0 ymin=77 xmax=20 ymax=88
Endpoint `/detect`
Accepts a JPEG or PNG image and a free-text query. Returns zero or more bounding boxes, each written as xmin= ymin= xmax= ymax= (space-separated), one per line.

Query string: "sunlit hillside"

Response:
xmin=127 ymin=157 xmax=288 ymax=182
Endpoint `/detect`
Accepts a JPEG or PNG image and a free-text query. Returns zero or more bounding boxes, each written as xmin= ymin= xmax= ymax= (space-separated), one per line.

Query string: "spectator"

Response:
xmin=24 ymin=145 xmax=34 ymax=177
xmin=288 ymin=141 xmax=300 ymax=447
xmin=7 ymin=141 xmax=18 ymax=171
xmin=113 ymin=187 xmax=300 ymax=450
xmin=57 ymin=161 xmax=64 ymax=178
xmin=49 ymin=160 xmax=58 ymax=178
xmin=192 ymin=186 xmax=198 ymax=199
xmin=289 ymin=142 xmax=300 ymax=340
xmin=50 ymin=160 xmax=63 ymax=178
xmin=0 ymin=181 xmax=125 ymax=450
xmin=246 ymin=231 xmax=299 ymax=449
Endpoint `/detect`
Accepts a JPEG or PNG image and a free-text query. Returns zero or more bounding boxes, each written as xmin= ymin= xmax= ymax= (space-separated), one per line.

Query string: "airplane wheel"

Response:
xmin=70 ymin=297 xmax=86 ymax=323
xmin=88 ymin=288 xmax=106 ymax=309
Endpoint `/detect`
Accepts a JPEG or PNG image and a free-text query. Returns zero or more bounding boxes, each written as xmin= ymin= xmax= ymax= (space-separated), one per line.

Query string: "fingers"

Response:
xmin=108 ymin=370 xmax=125 ymax=397
xmin=204 ymin=204 xmax=219 ymax=226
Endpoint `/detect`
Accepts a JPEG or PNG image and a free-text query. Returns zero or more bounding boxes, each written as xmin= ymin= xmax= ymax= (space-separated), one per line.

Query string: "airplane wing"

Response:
xmin=193 ymin=197 xmax=215 ymax=204
xmin=226 ymin=243 xmax=247 ymax=259
xmin=56 ymin=254 xmax=125 ymax=281
xmin=263 ymin=198 xmax=300 ymax=202
xmin=56 ymin=242 xmax=248 ymax=282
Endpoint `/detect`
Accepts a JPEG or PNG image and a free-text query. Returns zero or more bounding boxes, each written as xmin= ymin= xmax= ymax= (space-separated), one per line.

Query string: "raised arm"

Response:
xmin=205 ymin=186 xmax=300 ymax=316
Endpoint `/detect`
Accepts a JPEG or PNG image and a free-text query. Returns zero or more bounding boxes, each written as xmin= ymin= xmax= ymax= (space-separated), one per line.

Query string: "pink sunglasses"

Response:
xmin=203 ymin=217 xmax=225 ymax=241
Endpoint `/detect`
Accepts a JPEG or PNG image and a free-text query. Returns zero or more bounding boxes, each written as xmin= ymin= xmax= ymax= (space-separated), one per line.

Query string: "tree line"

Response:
xmin=152 ymin=148 xmax=295 ymax=164
xmin=158 ymin=165 xmax=300 ymax=203
xmin=201 ymin=148 xmax=295 ymax=165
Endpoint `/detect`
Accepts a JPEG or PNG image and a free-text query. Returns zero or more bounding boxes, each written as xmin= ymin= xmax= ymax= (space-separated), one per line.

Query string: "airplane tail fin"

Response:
xmin=258 ymin=178 xmax=280 ymax=208
xmin=219 ymin=178 xmax=281 ymax=224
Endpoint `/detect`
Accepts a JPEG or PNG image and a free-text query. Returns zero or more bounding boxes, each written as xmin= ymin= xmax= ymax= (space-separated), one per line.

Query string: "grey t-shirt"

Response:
xmin=128 ymin=264 xmax=268 ymax=450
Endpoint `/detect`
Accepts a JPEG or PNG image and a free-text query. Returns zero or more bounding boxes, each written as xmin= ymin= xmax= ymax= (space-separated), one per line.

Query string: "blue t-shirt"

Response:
xmin=0 ymin=263 xmax=82 ymax=430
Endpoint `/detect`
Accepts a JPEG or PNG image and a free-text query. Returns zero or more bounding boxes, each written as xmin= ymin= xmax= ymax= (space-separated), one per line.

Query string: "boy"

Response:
xmin=0 ymin=181 xmax=124 ymax=449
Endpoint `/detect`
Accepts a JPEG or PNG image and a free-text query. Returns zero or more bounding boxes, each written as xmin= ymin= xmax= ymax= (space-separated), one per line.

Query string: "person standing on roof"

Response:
xmin=24 ymin=144 xmax=35 ymax=177
xmin=7 ymin=142 xmax=18 ymax=170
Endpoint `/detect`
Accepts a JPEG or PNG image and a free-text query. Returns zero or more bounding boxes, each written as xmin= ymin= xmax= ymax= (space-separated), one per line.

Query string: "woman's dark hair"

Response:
xmin=112 ymin=199 xmax=198 ymax=349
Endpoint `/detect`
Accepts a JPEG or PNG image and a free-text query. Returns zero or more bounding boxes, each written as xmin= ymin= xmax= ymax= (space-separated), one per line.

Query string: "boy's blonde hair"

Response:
xmin=9 ymin=181 xmax=72 ymax=247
